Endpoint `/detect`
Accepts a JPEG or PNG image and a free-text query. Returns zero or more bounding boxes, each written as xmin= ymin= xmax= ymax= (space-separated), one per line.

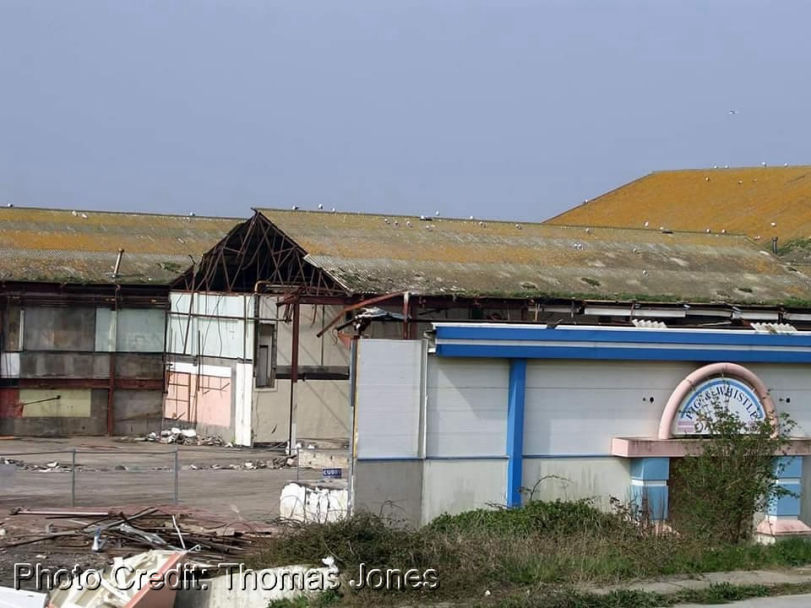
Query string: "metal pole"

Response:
xmin=288 ymin=300 xmax=300 ymax=456
xmin=173 ymin=447 xmax=179 ymax=505
xmin=296 ymin=447 xmax=300 ymax=482
xmin=71 ymin=449 xmax=76 ymax=507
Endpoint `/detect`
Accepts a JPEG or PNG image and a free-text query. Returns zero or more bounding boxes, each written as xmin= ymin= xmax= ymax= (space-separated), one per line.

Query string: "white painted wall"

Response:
xmin=168 ymin=292 xmax=254 ymax=359
xmin=351 ymin=335 xmax=811 ymax=527
xmin=425 ymin=358 xmax=509 ymax=457
xmin=521 ymin=457 xmax=631 ymax=509
xmin=747 ymin=364 xmax=811 ymax=435
xmin=355 ymin=340 xmax=422 ymax=459
xmin=0 ymin=352 xmax=20 ymax=377
xmin=421 ymin=459 xmax=506 ymax=523
xmin=234 ymin=363 xmax=253 ymax=446
xmin=524 ymin=360 xmax=695 ymax=455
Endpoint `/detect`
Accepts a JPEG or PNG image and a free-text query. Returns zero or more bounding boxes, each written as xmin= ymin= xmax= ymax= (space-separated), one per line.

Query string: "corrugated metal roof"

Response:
xmin=0 ymin=207 xmax=240 ymax=285
xmin=256 ymin=208 xmax=811 ymax=305
xmin=544 ymin=166 xmax=811 ymax=246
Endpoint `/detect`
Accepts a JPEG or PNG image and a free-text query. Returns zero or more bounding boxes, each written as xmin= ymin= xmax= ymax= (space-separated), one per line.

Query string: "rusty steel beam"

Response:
xmin=316 ymin=292 xmax=406 ymax=338
xmin=17 ymin=378 xmax=163 ymax=390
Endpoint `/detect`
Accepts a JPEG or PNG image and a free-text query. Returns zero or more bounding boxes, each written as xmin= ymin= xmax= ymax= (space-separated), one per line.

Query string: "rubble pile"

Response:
xmin=1 ymin=507 xmax=275 ymax=563
xmin=120 ymin=428 xmax=232 ymax=447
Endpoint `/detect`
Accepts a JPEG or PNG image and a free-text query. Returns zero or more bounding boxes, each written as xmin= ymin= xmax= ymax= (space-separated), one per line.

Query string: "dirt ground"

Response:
xmin=0 ymin=436 xmax=321 ymax=519
xmin=0 ymin=436 xmax=325 ymax=589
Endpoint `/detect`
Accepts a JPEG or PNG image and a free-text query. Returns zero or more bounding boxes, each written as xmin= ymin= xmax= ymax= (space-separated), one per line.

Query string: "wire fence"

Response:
xmin=0 ymin=448 xmax=180 ymax=507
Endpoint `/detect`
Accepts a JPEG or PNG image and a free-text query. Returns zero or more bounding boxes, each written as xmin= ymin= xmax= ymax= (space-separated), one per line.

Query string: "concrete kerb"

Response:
xmin=584 ymin=566 xmax=811 ymax=597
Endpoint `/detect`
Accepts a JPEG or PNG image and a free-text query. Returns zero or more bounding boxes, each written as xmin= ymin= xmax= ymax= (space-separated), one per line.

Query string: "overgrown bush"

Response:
xmin=669 ymin=401 xmax=795 ymax=543
xmin=428 ymin=498 xmax=628 ymax=536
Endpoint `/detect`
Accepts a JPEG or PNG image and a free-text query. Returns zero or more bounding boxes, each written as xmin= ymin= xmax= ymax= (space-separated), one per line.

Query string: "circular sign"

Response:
xmin=673 ymin=376 xmax=765 ymax=436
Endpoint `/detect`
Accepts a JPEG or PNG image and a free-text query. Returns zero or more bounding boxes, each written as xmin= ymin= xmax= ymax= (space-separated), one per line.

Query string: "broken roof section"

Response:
xmin=256 ymin=208 xmax=811 ymax=306
xmin=0 ymin=207 xmax=240 ymax=285
xmin=544 ymin=165 xmax=811 ymax=246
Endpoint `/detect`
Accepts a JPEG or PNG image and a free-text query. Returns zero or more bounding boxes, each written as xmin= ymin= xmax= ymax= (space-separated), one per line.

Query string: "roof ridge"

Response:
xmin=0 ymin=205 xmax=240 ymax=221
xmin=256 ymin=206 xmax=749 ymax=237
xmin=650 ymin=164 xmax=811 ymax=173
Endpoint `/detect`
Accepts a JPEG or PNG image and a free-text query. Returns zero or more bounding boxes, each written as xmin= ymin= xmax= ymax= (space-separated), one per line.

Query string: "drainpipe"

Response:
xmin=288 ymin=299 xmax=300 ymax=455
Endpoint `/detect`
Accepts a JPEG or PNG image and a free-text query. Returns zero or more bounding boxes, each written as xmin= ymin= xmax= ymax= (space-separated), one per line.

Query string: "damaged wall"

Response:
xmin=161 ymin=290 xmax=534 ymax=447
xmin=1 ymin=302 xmax=166 ymax=437
xmin=253 ymin=297 xmax=351 ymax=444
xmin=163 ymin=292 xmax=254 ymax=444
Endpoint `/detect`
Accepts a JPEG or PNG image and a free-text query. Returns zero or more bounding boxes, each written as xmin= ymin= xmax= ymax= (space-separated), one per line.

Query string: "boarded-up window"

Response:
xmin=23 ymin=307 xmax=95 ymax=352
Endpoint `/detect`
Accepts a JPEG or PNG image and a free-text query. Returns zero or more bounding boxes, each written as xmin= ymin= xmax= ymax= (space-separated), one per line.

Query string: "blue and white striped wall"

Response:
xmin=351 ymin=325 xmax=811 ymax=525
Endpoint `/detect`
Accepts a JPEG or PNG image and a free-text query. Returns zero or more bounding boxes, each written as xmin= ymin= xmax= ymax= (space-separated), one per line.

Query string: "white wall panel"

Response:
xmin=167 ymin=292 xmax=253 ymax=359
xmin=748 ymin=363 xmax=811 ymax=435
xmin=421 ymin=460 xmax=506 ymax=524
xmin=521 ymin=457 xmax=630 ymax=509
xmin=0 ymin=352 xmax=20 ymax=377
xmin=524 ymin=360 xmax=694 ymax=455
xmin=426 ymin=358 xmax=508 ymax=457
xmin=355 ymin=340 xmax=422 ymax=459
xmin=235 ymin=363 xmax=253 ymax=446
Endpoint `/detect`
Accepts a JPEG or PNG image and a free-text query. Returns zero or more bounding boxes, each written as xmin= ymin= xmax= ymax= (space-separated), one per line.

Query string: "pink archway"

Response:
xmin=657 ymin=362 xmax=778 ymax=440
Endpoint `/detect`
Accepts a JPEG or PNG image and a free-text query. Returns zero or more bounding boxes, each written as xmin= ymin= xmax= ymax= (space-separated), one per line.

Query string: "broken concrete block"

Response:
xmin=279 ymin=480 xmax=348 ymax=523
xmin=0 ymin=586 xmax=47 ymax=608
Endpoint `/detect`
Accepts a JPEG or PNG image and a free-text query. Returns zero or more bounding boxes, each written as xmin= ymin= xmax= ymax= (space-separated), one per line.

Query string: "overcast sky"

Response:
xmin=1 ymin=1 xmax=809 ymax=221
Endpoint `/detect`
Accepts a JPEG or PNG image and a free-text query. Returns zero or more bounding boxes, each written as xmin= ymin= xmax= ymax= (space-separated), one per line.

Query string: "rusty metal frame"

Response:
xmin=315 ymin=292 xmax=406 ymax=338
xmin=182 ymin=213 xmax=347 ymax=297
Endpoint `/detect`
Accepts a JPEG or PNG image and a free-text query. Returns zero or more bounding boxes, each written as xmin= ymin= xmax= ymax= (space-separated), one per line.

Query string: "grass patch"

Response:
xmin=428 ymin=499 xmax=623 ymax=536
xmin=268 ymin=582 xmax=811 ymax=607
xmin=489 ymin=583 xmax=776 ymax=608
xmin=250 ymin=502 xmax=811 ymax=605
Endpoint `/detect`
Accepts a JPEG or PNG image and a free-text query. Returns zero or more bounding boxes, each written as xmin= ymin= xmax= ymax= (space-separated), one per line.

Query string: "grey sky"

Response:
xmin=1 ymin=1 xmax=809 ymax=221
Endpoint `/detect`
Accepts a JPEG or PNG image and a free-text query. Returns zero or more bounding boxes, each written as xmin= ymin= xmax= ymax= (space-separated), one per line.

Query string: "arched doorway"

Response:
xmin=614 ymin=362 xmax=809 ymax=542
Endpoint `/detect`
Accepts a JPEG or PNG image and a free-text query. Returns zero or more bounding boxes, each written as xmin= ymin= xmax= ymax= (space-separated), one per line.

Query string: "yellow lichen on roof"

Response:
xmin=545 ymin=166 xmax=811 ymax=245
xmin=0 ymin=207 xmax=240 ymax=284
xmin=256 ymin=208 xmax=811 ymax=304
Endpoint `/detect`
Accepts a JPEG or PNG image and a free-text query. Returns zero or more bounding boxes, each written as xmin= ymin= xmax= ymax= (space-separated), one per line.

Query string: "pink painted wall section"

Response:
xmin=164 ymin=372 xmax=231 ymax=428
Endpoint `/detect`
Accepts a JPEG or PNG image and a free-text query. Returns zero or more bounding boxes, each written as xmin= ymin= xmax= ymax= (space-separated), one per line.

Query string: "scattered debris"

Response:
xmin=181 ymin=456 xmax=289 ymax=471
xmin=118 ymin=429 xmax=229 ymax=446
xmin=49 ymin=549 xmax=184 ymax=608
xmin=3 ymin=453 xmax=292 ymax=474
xmin=2 ymin=458 xmax=74 ymax=472
xmin=1 ymin=506 xmax=276 ymax=565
